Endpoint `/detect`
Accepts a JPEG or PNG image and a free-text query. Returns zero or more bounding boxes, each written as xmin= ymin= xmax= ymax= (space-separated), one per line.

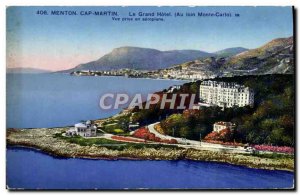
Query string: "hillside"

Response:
xmin=170 ymin=36 xmax=294 ymax=76
xmin=224 ymin=36 xmax=294 ymax=74
xmin=132 ymin=74 xmax=294 ymax=147
xmin=214 ymin=47 xmax=248 ymax=57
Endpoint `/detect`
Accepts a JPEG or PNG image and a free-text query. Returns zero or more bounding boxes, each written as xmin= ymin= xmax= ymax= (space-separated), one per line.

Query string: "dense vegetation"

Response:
xmin=130 ymin=82 xmax=200 ymax=125
xmin=133 ymin=74 xmax=295 ymax=147
xmin=101 ymin=116 xmax=130 ymax=135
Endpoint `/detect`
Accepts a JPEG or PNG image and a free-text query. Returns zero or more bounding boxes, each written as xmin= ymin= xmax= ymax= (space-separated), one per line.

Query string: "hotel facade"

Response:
xmin=199 ymin=80 xmax=254 ymax=108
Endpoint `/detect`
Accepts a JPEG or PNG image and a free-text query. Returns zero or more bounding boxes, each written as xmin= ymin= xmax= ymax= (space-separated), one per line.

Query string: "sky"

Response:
xmin=7 ymin=6 xmax=293 ymax=71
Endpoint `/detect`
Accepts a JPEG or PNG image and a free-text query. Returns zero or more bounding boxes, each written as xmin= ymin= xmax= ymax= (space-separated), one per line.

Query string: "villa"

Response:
xmin=66 ymin=120 xmax=98 ymax=137
xmin=213 ymin=121 xmax=236 ymax=132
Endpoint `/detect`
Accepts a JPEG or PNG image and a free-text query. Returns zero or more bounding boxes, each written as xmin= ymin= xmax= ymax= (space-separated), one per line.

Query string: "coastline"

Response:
xmin=69 ymin=73 xmax=192 ymax=82
xmin=7 ymin=145 xmax=294 ymax=176
xmin=6 ymin=127 xmax=294 ymax=172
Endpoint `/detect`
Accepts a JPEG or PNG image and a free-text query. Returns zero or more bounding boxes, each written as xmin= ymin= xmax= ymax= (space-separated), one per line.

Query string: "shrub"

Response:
xmin=204 ymin=128 xmax=233 ymax=142
xmin=253 ymin=145 xmax=294 ymax=154
xmin=113 ymin=129 xmax=124 ymax=134
xmin=133 ymin=127 xmax=178 ymax=144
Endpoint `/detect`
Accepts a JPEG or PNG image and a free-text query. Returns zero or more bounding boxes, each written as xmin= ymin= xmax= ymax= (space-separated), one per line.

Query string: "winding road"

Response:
xmin=147 ymin=122 xmax=248 ymax=153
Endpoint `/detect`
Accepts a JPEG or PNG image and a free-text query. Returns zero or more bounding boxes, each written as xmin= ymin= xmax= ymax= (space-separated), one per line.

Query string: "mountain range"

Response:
xmin=32 ymin=36 xmax=294 ymax=76
xmin=63 ymin=46 xmax=248 ymax=72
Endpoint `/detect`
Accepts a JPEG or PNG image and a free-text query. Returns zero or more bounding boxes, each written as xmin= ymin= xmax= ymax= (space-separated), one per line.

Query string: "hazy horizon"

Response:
xmin=7 ymin=6 xmax=293 ymax=71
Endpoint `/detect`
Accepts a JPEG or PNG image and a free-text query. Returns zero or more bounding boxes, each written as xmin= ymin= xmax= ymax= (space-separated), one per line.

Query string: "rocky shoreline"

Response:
xmin=6 ymin=128 xmax=294 ymax=172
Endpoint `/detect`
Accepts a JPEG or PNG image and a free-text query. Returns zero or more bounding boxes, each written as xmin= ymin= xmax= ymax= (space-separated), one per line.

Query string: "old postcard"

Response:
xmin=6 ymin=6 xmax=295 ymax=190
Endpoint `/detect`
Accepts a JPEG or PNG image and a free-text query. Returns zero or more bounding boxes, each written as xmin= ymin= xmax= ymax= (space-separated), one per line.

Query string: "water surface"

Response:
xmin=7 ymin=147 xmax=294 ymax=190
xmin=7 ymin=73 xmax=185 ymax=128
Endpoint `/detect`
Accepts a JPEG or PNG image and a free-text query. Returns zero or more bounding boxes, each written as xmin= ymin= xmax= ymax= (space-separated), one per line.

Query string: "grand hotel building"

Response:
xmin=199 ymin=80 xmax=254 ymax=108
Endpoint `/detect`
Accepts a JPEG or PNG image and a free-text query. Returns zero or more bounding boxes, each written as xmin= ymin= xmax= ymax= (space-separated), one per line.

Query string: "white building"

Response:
xmin=213 ymin=121 xmax=236 ymax=132
xmin=199 ymin=80 xmax=254 ymax=108
xmin=128 ymin=122 xmax=140 ymax=131
xmin=192 ymin=102 xmax=211 ymax=110
xmin=66 ymin=120 xmax=97 ymax=137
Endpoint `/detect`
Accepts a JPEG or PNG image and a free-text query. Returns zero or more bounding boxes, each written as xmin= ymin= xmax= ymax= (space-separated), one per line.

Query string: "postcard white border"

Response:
xmin=1 ymin=0 xmax=298 ymax=194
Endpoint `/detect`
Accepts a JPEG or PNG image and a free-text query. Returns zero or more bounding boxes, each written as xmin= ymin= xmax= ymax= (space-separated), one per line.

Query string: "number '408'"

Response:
xmin=36 ymin=10 xmax=48 ymax=15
